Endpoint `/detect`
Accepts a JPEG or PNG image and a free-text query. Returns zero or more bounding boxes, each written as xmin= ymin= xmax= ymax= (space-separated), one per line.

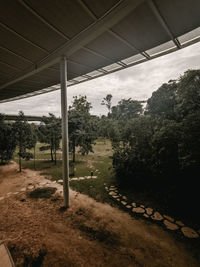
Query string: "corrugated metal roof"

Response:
xmin=0 ymin=0 xmax=200 ymax=102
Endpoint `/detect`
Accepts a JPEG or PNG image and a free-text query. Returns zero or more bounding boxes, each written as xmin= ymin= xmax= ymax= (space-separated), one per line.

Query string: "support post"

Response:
xmin=60 ymin=56 xmax=69 ymax=208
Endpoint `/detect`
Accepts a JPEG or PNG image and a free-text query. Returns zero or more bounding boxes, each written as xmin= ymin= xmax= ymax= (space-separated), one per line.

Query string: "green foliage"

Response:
xmin=113 ymin=69 xmax=200 ymax=187
xmin=110 ymin=98 xmax=143 ymax=121
xmin=175 ymin=69 xmax=200 ymax=118
xmin=68 ymin=95 xmax=97 ymax=162
xmin=113 ymin=116 xmax=157 ymax=182
xmin=146 ymin=80 xmax=177 ymax=119
xmin=13 ymin=111 xmax=36 ymax=171
xmin=101 ymin=94 xmax=112 ymax=113
xmin=38 ymin=113 xmax=61 ymax=164
xmin=0 ymin=114 xmax=16 ymax=163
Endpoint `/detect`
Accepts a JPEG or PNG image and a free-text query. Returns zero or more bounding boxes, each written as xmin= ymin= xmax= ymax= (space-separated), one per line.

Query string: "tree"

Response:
xmin=13 ymin=111 xmax=36 ymax=172
xmin=68 ymin=96 xmax=97 ymax=163
xmin=110 ymin=98 xmax=143 ymax=122
xmin=30 ymin=123 xmax=38 ymax=170
xmin=38 ymin=113 xmax=61 ymax=165
xmin=101 ymin=94 xmax=112 ymax=114
xmin=145 ymin=80 xmax=177 ymax=119
xmin=175 ymin=69 xmax=200 ymax=119
xmin=0 ymin=114 xmax=16 ymax=164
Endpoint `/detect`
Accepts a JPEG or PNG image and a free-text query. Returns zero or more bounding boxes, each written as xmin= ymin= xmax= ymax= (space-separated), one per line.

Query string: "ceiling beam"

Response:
xmin=18 ymin=0 xmax=70 ymax=41
xmin=0 ymin=22 xmax=49 ymax=54
xmin=83 ymin=46 xmax=127 ymax=68
xmin=0 ymin=45 xmax=34 ymax=64
xmin=108 ymin=29 xmax=151 ymax=59
xmin=0 ymin=60 xmax=23 ymax=71
xmin=78 ymin=0 xmax=150 ymax=60
xmin=148 ymin=0 xmax=181 ymax=49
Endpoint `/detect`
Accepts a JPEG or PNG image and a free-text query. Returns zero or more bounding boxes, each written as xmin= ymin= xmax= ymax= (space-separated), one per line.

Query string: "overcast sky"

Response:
xmin=0 ymin=42 xmax=200 ymax=117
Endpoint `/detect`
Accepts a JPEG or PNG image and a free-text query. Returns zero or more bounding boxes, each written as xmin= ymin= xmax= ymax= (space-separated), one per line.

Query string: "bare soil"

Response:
xmin=0 ymin=162 xmax=199 ymax=266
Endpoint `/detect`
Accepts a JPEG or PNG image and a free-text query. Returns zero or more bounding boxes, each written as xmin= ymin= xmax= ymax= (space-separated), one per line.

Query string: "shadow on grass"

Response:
xmin=28 ymin=187 xmax=56 ymax=199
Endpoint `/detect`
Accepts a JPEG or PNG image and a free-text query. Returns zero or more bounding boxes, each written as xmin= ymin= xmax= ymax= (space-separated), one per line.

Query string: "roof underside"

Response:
xmin=0 ymin=0 xmax=200 ymax=102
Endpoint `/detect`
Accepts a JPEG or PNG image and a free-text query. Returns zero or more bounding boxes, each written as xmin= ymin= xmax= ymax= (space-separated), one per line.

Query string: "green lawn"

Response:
xmin=14 ymin=139 xmax=117 ymax=205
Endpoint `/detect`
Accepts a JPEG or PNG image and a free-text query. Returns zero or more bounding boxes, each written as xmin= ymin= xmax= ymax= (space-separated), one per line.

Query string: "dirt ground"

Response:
xmin=0 ymin=162 xmax=199 ymax=267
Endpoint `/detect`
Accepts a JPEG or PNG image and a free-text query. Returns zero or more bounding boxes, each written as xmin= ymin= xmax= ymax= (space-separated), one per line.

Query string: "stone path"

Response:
xmin=30 ymin=158 xmax=62 ymax=161
xmin=70 ymin=175 xmax=97 ymax=181
xmin=104 ymin=184 xmax=200 ymax=239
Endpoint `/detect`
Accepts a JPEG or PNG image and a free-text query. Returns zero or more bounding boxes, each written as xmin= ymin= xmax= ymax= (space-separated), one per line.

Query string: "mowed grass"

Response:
xmin=14 ymin=139 xmax=117 ymax=204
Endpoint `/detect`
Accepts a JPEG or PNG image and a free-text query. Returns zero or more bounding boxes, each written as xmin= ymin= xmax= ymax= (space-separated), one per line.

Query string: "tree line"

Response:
xmin=0 ymin=95 xmax=98 ymax=171
xmin=102 ymin=69 xmax=200 ymax=221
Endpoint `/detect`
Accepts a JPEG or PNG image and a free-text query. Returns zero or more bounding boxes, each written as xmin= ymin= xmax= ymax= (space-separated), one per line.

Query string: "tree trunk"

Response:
xmin=19 ymin=153 xmax=21 ymax=172
xmin=72 ymin=137 xmax=76 ymax=163
xmin=34 ymin=145 xmax=36 ymax=170
xmin=54 ymin=148 xmax=57 ymax=165
xmin=19 ymin=138 xmax=22 ymax=172
xmin=50 ymin=147 xmax=54 ymax=161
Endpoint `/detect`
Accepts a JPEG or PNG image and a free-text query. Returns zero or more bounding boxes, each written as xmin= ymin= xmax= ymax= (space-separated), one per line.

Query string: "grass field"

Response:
xmin=14 ymin=139 xmax=117 ymax=205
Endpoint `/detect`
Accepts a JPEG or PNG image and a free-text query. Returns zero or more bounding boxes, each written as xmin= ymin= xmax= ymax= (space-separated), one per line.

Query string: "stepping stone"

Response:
xmin=20 ymin=188 xmax=26 ymax=192
xmin=13 ymin=192 xmax=19 ymax=195
xmin=79 ymin=177 xmax=85 ymax=180
xmin=27 ymin=185 xmax=34 ymax=190
xmin=146 ymin=207 xmax=153 ymax=215
xmin=105 ymin=187 xmax=108 ymax=191
xmin=58 ymin=179 xmax=63 ymax=183
xmin=112 ymin=195 xmax=119 ymax=199
xmin=116 ymin=198 xmax=120 ymax=201
xmin=110 ymin=186 xmax=116 ymax=189
xmin=39 ymin=182 xmax=47 ymax=186
xmin=131 ymin=202 xmax=136 ymax=207
xmin=163 ymin=215 xmax=174 ymax=222
xmin=132 ymin=207 xmax=145 ymax=214
xmin=176 ymin=220 xmax=184 ymax=227
xmin=143 ymin=214 xmax=149 ymax=218
xmin=140 ymin=205 xmax=145 ymax=208
xmin=92 ymin=176 xmax=97 ymax=179
xmin=121 ymin=201 xmax=127 ymax=206
xmin=122 ymin=196 xmax=127 ymax=200
xmin=109 ymin=191 xmax=117 ymax=196
xmin=126 ymin=205 xmax=132 ymax=209
xmin=151 ymin=212 xmax=163 ymax=221
xmin=0 ymin=197 xmax=4 ymax=201
xmin=181 ymin=227 xmax=199 ymax=238
xmin=52 ymin=181 xmax=56 ymax=184
xmin=163 ymin=220 xmax=179 ymax=230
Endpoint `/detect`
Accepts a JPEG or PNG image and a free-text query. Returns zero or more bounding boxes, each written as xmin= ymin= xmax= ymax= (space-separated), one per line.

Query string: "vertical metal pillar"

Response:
xmin=60 ymin=56 xmax=69 ymax=208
